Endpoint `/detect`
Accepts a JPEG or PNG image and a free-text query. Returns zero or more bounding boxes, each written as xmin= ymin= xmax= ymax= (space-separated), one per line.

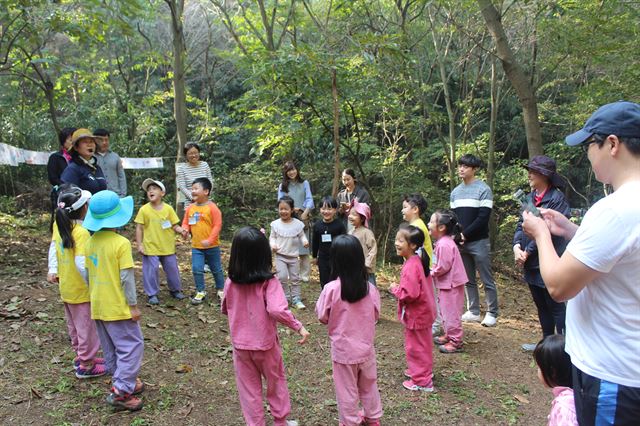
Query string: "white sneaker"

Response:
xmin=217 ymin=290 xmax=224 ymax=300
xmin=286 ymin=421 xmax=299 ymax=426
xmin=293 ymin=300 xmax=306 ymax=310
xmin=461 ymin=310 xmax=481 ymax=322
xmin=191 ymin=291 xmax=207 ymax=305
xmin=481 ymin=313 xmax=497 ymax=327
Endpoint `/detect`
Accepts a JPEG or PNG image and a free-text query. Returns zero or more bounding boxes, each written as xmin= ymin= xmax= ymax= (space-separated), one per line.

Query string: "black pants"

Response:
xmin=573 ymin=366 xmax=640 ymax=425
xmin=529 ymin=285 xmax=566 ymax=337
xmin=317 ymin=256 xmax=332 ymax=288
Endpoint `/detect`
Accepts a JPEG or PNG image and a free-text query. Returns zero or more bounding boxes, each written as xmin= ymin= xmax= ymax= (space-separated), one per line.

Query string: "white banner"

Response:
xmin=121 ymin=157 xmax=164 ymax=169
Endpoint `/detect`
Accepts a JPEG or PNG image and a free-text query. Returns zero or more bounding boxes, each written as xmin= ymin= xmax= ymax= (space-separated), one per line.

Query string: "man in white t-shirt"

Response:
xmin=523 ymin=101 xmax=640 ymax=425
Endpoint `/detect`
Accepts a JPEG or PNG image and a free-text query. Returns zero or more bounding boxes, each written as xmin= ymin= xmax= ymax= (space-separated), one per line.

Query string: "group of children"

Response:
xmin=46 ymin=176 xmax=577 ymax=425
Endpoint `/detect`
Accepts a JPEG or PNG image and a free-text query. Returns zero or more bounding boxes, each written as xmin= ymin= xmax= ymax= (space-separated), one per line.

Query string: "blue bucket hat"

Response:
xmin=83 ymin=190 xmax=134 ymax=231
xmin=565 ymin=101 xmax=640 ymax=146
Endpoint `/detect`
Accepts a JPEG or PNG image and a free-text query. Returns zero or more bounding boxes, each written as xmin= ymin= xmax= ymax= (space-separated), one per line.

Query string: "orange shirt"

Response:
xmin=182 ymin=201 xmax=222 ymax=249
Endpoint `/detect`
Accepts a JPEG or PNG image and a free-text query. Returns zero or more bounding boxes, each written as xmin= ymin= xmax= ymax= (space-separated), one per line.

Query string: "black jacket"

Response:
xmin=47 ymin=151 xmax=69 ymax=187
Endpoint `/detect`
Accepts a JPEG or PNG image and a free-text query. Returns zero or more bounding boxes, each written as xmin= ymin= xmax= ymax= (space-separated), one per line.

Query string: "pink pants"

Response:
xmin=438 ymin=286 xmax=465 ymax=346
xmin=63 ymin=302 xmax=100 ymax=367
xmin=404 ymin=327 xmax=433 ymax=387
xmin=332 ymin=358 xmax=383 ymax=426
xmin=233 ymin=344 xmax=292 ymax=426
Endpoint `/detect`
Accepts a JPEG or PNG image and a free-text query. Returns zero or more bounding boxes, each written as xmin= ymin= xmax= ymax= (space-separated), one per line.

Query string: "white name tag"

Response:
xmin=161 ymin=220 xmax=172 ymax=229
xmin=321 ymin=233 xmax=332 ymax=243
xmin=188 ymin=215 xmax=197 ymax=225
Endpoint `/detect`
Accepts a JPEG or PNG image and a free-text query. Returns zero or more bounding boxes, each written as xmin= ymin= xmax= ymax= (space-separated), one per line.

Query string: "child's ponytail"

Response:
xmin=56 ymin=206 xmax=75 ymax=249
xmin=55 ymin=185 xmax=91 ymax=250
xmin=402 ymin=224 xmax=431 ymax=277
xmin=434 ymin=209 xmax=463 ymax=244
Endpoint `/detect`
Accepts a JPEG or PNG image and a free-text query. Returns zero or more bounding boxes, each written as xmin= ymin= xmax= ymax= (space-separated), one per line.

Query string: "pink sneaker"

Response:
xmin=74 ymin=357 xmax=105 ymax=370
xmin=402 ymin=379 xmax=434 ymax=392
xmin=75 ymin=363 xmax=107 ymax=379
xmin=438 ymin=342 xmax=464 ymax=354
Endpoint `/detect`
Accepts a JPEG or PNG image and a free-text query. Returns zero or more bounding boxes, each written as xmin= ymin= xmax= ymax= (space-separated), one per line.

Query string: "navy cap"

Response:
xmin=565 ymin=101 xmax=640 ymax=146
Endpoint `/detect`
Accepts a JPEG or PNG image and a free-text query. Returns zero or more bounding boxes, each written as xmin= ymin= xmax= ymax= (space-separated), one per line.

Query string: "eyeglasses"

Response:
xmin=580 ymin=137 xmax=599 ymax=153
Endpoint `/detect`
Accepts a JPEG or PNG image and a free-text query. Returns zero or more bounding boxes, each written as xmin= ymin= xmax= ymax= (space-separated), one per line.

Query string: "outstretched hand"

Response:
xmin=298 ymin=326 xmax=310 ymax=344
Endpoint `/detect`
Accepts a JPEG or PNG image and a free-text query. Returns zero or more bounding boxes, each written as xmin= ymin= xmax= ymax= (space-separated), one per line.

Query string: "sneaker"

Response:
xmin=148 ymin=295 xmax=159 ymax=305
xmin=432 ymin=323 xmax=444 ymax=337
xmin=204 ymin=264 xmax=211 ymax=273
xmin=521 ymin=343 xmax=537 ymax=352
xmin=75 ymin=363 xmax=107 ymax=379
xmin=132 ymin=377 xmax=145 ymax=395
xmin=433 ymin=335 xmax=450 ymax=345
xmin=217 ymin=290 xmax=224 ymax=300
xmin=293 ymin=300 xmax=306 ymax=310
xmin=191 ymin=291 xmax=207 ymax=305
xmin=170 ymin=291 xmax=186 ymax=300
xmin=106 ymin=387 xmax=143 ymax=411
xmin=74 ymin=357 xmax=105 ymax=370
xmin=461 ymin=310 xmax=481 ymax=323
xmin=285 ymin=421 xmax=299 ymax=426
xmin=402 ymin=379 xmax=434 ymax=392
xmin=439 ymin=342 xmax=464 ymax=354
xmin=404 ymin=369 xmax=411 ymax=379
xmin=481 ymin=313 xmax=497 ymax=327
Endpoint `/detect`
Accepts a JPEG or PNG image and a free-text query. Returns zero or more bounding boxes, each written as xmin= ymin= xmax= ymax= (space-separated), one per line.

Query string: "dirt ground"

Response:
xmin=0 ymin=213 xmax=552 ymax=425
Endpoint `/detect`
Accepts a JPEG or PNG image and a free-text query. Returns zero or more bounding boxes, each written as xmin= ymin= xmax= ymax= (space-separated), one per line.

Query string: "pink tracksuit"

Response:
xmin=316 ymin=279 xmax=383 ymax=426
xmin=222 ymin=277 xmax=302 ymax=426
xmin=431 ymin=236 xmax=468 ymax=347
xmin=391 ymin=255 xmax=437 ymax=387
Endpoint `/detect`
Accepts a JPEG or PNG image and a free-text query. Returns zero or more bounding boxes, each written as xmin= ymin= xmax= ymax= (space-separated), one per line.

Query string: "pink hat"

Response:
xmin=352 ymin=201 xmax=371 ymax=228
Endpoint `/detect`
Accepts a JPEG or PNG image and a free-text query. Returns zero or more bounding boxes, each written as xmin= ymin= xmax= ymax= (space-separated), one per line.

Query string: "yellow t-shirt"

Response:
xmin=134 ymin=202 xmax=179 ymax=255
xmin=182 ymin=202 xmax=222 ymax=249
xmin=52 ymin=222 xmax=91 ymax=304
xmin=85 ymin=230 xmax=135 ymax=321
xmin=411 ymin=218 xmax=434 ymax=266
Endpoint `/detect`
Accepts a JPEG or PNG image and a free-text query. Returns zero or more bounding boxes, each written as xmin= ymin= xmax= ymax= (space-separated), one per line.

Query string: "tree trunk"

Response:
xmin=477 ymin=0 xmax=543 ymax=157
xmin=331 ymin=68 xmax=341 ymax=197
xmin=167 ymin=0 xmax=188 ymax=163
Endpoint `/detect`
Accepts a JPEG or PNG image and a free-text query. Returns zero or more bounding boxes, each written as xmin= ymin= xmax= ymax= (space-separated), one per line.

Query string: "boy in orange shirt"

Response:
xmin=181 ymin=177 xmax=224 ymax=304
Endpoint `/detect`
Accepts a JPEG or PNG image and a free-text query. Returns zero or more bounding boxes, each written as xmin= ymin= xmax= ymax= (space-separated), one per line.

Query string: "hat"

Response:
xmin=83 ymin=190 xmax=134 ymax=232
xmin=57 ymin=187 xmax=92 ymax=213
xmin=71 ymin=128 xmax=98 ymax=145
xmin=524 ymin=155 xmax=565 ymax=188
xmin=352 ymin=200 xmax=371 ymax=228
xmin=141 ymin=178 xmax=165 ymax=192
xmin=565 ymin=101 xmax=640 ymax=146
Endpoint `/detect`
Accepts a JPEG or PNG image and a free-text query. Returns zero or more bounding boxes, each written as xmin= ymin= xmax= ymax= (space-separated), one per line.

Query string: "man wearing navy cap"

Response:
xmin=523 ymin=101 xmax=640 ymax=425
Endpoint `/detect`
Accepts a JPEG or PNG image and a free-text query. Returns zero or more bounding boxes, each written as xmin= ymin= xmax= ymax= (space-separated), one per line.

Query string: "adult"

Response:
xmin=60 ymin=129 xmax=107 ymax=194
xmin=176 ymin=142 xmax=213 ymax=218
xmin=336 ymin=168 xmax=371 ymax=231
xmin=512 ymin=155 xmax=570 ymax=352
xmin=450 ymin=154 xmax=499 ymax=327
xmin=277 ymin=161 xmax=314 ymax=283
xmin=523 ymin=101 xmax=640 ymax=424
xmin=47 ymin=127 xmax=76 ymax=226
xmin=94 ymin=128 xmax=127 ymax=197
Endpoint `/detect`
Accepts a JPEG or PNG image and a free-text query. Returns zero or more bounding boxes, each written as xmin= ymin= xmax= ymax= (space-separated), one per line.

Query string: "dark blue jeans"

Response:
xmin=192 ymin=247 xmax=224 ymax=292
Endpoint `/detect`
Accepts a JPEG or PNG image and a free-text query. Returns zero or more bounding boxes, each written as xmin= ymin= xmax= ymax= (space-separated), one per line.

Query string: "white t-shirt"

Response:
xmin=565 ymin=181 xmax=640 ymax=388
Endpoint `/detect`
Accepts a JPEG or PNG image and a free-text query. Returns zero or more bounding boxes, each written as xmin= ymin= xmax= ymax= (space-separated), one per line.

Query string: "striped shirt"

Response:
xmin=176 ymin=161 xmax=213 ymax=204
xmin=450 ymin=179 xmax=493 ymax=242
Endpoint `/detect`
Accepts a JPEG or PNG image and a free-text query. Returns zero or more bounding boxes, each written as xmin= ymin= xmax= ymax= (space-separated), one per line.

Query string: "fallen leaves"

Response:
xmin=175 ymin=364 xmax=193 ymax=374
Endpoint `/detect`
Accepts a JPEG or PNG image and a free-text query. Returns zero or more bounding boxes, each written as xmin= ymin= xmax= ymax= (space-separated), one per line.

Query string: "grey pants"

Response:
xmin=459 ymin=238 xmax=499 ymax=316
xmin=275 ymin=254 xmax=301 ymax=303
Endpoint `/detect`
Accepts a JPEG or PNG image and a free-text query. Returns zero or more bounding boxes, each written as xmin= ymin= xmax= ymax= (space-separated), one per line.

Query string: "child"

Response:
xmin=428 ymin=209 xmax=468 ymax=354
xmin=46 ymin=184 xmax=106 ymax=379
xmin=316 ymin=235 xmax=383 ymax=426
xmin=312 ymin=196 xmax=347 ymax=288
xmin=534 ymin=335 xmax=578 ymax=426
xmin=181 ymin=177 xmax=225 ymax=305
xmin=270 ymin=196 xmax=309 ymax=309
xmin=134 ymin=179 xmax=186 ymax=305
xmin=83 ymin=190 xmax=145 ymax=411
xmin=348 ymin=201 xmax=378 ymax=286
xmin=390 ymin=225 xmax=437 ymax=392
xmin=222 ymin=226 xmax=310 ymax=426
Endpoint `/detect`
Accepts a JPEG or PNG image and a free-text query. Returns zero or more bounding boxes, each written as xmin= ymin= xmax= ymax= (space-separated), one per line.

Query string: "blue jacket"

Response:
xmin=60 ymin=155 xmax=107 ymax=194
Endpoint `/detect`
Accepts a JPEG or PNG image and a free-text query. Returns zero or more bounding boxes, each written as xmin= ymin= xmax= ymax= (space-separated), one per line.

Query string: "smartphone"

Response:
xmin=513 ymin=189 xmax=540 ymax=217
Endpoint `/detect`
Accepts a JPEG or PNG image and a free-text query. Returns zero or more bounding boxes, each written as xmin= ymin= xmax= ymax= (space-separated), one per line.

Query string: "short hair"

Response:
xmin=342 ymin=168 xmax=357 ymax=181
xmin=593 ymin=133 xmax=640 ymax=156
xmin=277 ymin=195 xmax=294 ymax=210
xmin=403 ymin=193 xmax=427 ymax=216
xmin=58 ymin=127 xmax=77 ymax=146
xmin=458 ymin=154 xmax=483 ymax=168
xmin=330 ymin=235 xmax=369 ymax=303
xmin=228 ymin=227 xmax=275 ymax=284
xmin=320 ymin=196 xmax=338 ymax=209
xmin=183 ymin=142 xmax=201 ymax=155
xmin=534 ymin=334 xmax=572 ymax=388
xmin=192 ymin=177 xmax=211 ymax=194
xmin=93 ymin=128 xmax=110 ymax=137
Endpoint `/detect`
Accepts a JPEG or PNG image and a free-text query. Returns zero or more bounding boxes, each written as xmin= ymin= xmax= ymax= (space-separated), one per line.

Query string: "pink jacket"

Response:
xmin=316 ymin=279 xmax=380 ymax=364
xmin=430 ymin=236 xmax=468 ymax=289
xmin=548 ymin=386 xmax=578 ymax=426
xmin=391 ymin=255 xmax=436 ymax=330
xmin=221 ymin=277 xmax=302 ymax=351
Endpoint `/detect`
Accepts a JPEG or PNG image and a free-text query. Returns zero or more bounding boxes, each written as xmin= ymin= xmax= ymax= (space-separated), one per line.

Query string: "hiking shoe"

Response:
xmin=481 ymin=313 xmax=497 ymax=327
xmin=434 ymin=335 xmax=450 ymax=345
xmin=148 ymin=295 xmax=159 ymax=305
xmin=402 ymin=379 xmax=434 ymax=392
xmin=74 ymin=357 xmax=105 ymax=370
xmin=461 ymin=310 xmax=481 ymax=323
xmin=191 ymin=291 xmax=207 ymax=305
xmin=293 ymin=300 xmax=306 ymax=310
xmin=132 ymin=377 xmax=145 ymax=395
xmin=217 ymin=290 xmax=224 ymax=300
xmin=170 ymin=291 xmax=186 ymax=300
xmin=439 ymin=342 xmax=464 ymax=354
xmin=106 ymin=387 xmax=143 ymax=411
xmin=521 ymin=343 xmax=537 ymax=352
xmin=75 ymin=363 xmax=107 ymax=379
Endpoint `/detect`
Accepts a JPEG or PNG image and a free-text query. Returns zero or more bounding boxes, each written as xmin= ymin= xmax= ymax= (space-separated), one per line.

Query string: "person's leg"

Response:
xmin=70 ymin=302 xmax=100 ymax=365
xmin=368 ymin=273 xmax=377 ymax=287
xmin=233 ymin=348 xmax=267 ymax=426
xmin=332 ymin=361 xmax=361 ymax=426
xmin=404 ymin=328 xmax=433 ymax=387
xmin=94 ymin=320 xmax=117 ymax=375
xmin=63 ymin=303 xmax=80 ymax=355
xmin=529 ymin=285 xmax=555 ymax=337
xmin=260 ymin=344 xmax=292 ymax=426
xmin=205 ymin=246 xmax=225 ymax=290
xmin=358 ymin=357 xmax=383 ymax=424
xmin=542 ymin=286 xmax=566 ymax=335
xmin=318 ymin=256 xmax=331 ymax=288
xmin=459 ymin=244 xmax=480 ymax=315
xmin=299 ymin=254 xmax=311 ymax=283
xmin=105 ymin=320 xmax=144 ymax=394
xmin=141 ymin=255 xmax=160 ymax=297
xmin=275 ymin=255 xmax=291 ymax=302
xmin=470 ymin=238 xmax=499 ymax=316
xmin=160 ymin=254 xmax=182 ymax=293
xmin=191 ymin=248 xmax=205 ymax=293
xmin=432 ymin=283 xmax=443 ymax=334
xmin=287 ymin=256 xmax=301 ymax=303
xmin=440 ymin=288 xmax=464 ymax=346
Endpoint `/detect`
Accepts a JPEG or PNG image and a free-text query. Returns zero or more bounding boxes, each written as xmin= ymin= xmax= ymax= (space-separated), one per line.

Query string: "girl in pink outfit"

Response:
xmin=534 ymin=335 xmax=578 ymax=426
xmin=428 ymin=209 xmax=468 ymax=354
xmin=222 ymin=226 xmax=310 ymax=426
xmin=316 ymin=235 xmax=383 ymax=426
xmin=390 ymin=225 xmax=437 ymax=392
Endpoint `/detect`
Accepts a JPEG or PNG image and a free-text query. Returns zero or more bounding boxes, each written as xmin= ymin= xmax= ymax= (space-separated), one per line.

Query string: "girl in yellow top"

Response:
xmin=47 ymin=185 xmax=106 ymax=379
xmin=83 ymin=190 xmax=144 ymax=411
